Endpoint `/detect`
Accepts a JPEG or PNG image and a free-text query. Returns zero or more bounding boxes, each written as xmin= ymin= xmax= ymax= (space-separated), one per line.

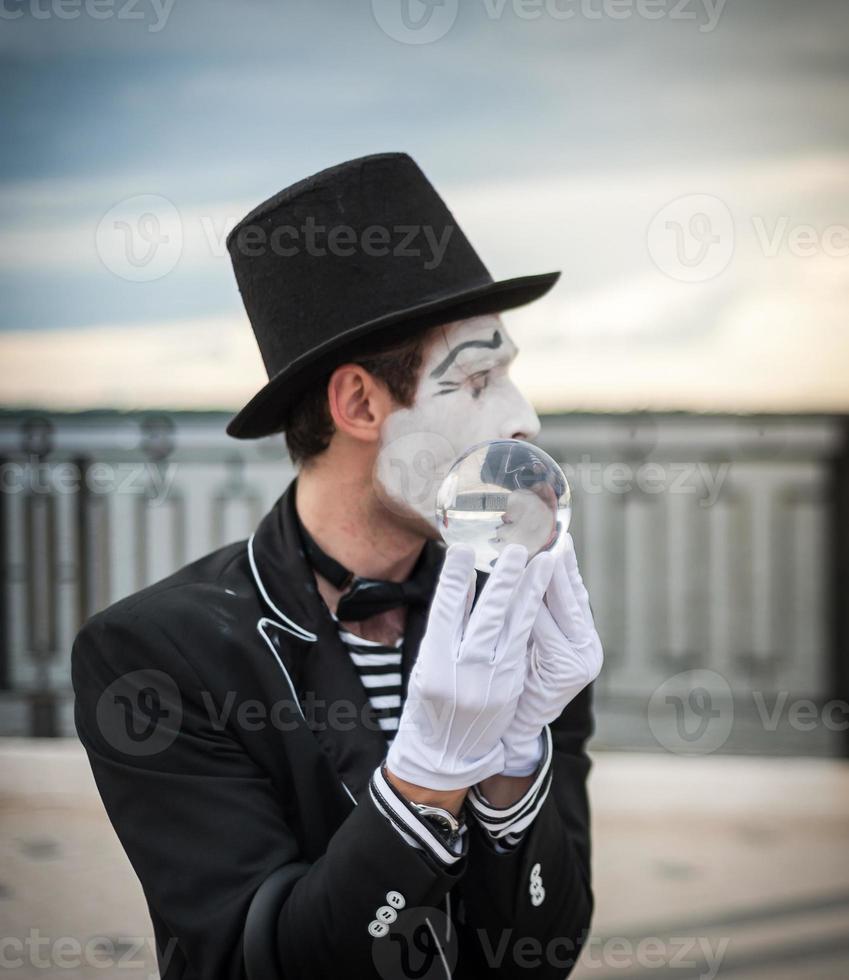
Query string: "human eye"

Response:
xmin=467 ymin=370 xmax=491 ymax=399
xmin=434 ymin=367 xmax=492 ymax=398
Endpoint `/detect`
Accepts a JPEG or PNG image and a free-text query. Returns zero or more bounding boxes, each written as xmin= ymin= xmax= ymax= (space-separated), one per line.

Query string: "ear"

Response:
xmin=326 ymin=364 xmax=396 ymax=445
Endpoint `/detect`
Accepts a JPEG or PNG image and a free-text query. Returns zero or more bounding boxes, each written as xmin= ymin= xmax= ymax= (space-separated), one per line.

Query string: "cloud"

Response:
xmin=2 ymin=243 xmax=847 ymax=415
xmin=0 ymin=316 xmax=263 ymax=410
xmin=1 ymin=0 xmax=847 ymax=410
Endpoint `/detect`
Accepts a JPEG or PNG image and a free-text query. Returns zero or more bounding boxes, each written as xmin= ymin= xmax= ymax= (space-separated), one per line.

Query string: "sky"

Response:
xmin=1 ymin=0 xmax=847 ymax=415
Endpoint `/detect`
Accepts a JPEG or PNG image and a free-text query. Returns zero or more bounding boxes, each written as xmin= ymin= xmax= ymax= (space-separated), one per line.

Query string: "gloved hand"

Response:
xmin=387 ymin=542 xmax=556 ymax=791
xmin=500 ymin=534 xmax=604 ymax=776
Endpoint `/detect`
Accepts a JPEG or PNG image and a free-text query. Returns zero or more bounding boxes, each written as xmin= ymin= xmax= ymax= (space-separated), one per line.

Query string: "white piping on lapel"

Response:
xmin=425 ymin=918 xmax=452 ymax=980
xmin=248 ymin=533 xmax=317 ymax=643
xmin=251 ymin=537 xmax=446 ymax=971
xmin=256 ymin=617 xmax=307 ymax=719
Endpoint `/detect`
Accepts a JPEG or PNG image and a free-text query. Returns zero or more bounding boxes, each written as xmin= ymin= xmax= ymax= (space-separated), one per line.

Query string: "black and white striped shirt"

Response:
xmin=337 ymin=627 xmax=403 ymax=744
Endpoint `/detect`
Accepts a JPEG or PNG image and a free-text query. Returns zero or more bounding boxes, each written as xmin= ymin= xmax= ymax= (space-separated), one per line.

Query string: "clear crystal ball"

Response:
xmin=436 ymin=439 xmax=571 ymax=571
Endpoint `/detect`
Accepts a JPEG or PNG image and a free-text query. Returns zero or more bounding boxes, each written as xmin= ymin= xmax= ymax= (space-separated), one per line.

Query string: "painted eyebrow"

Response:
xmin=429 ymin=329 xmax=504 ymax=379
xmin=437 ymin=349 xmax=512 ymax=384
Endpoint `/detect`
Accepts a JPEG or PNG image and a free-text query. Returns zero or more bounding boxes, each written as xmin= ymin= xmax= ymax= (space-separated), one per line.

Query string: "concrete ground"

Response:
xmin=1 ymin=741 xmax=848 ymax=979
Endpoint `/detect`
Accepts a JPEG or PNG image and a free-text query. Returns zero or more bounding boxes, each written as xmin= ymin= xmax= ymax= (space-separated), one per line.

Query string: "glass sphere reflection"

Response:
xmin=436 ymin=439 xmax=571 ymax=571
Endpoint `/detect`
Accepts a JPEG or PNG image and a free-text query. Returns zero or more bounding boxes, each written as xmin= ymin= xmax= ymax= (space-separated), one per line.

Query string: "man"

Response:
xmin=72 ymin=153 xmax=603 ymax=979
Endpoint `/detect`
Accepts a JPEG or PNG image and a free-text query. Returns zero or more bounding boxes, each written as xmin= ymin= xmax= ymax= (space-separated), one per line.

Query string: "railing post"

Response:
xmin=832 ymin=416 xmax=849 ymax=759
xmin=0 ymin=452 xmax=8 ymax=692
xmin=21 ymin=416 xmax=59 ymax=737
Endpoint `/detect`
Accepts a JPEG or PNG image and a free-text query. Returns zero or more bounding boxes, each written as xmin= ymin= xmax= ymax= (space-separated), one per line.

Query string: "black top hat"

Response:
xmin=226 ymin=152 xmax=559 ymax=439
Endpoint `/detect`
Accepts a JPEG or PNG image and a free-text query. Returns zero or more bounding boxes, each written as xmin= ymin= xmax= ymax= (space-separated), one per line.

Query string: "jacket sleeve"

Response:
xmin=454 ymin=684 xmax=595 ymax=978
xmin=72 ymin=608 xmax=465 ymax=980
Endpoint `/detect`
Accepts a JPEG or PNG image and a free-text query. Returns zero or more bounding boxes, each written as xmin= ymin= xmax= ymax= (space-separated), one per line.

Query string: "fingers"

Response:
xmin=562 ymin=534 xmax=594 ymax=625
xmin=498 ymin=550 xmax=557 ymax=662
xmin=531 ymin=590 xmax=604 ymax=686
xmin=464 ymin=543 xmax=527 ymax=657
xmin=531 ymin=600 xmax=564 ymax=656
xmin=528 ymin=600 xmax=600 ymax=708
xmin=427 ymin=544 xmax=476 ymax=649
xmin=545 ymin=548 xmax=589 ymax=642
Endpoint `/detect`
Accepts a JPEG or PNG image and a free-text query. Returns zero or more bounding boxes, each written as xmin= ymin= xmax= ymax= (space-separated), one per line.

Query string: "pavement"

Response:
xmin=1 ymin=740 xmax=848 ymax=979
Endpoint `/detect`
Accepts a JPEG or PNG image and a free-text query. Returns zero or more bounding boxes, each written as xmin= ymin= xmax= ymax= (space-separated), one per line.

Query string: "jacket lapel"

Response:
xmin=250 ymin=481 xmax=446 ymax=802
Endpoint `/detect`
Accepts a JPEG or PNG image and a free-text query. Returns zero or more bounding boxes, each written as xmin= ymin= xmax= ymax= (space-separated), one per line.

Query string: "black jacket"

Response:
xmin=72 ymin=481 xmax=594 ymax=979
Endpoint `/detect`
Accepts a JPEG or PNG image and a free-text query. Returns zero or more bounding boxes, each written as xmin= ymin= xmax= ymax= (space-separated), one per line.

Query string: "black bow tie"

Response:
xmin=296 ymin=515 xmax=432 ymax=621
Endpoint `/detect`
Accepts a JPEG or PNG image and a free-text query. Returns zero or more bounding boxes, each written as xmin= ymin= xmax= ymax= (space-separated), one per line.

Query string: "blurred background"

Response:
xmin=1 ymin=0 xmax=848 ymax=976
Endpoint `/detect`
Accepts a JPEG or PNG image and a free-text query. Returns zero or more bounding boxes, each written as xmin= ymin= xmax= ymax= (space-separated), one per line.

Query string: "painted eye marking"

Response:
xmin=433 ymin=370 xmax=491 ymax=398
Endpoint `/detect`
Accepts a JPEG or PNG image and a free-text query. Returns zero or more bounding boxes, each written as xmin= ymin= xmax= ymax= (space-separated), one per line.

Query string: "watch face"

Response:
xmin=411 ymin=803 xmax=462 ymax=841
xmin=425 ymin=817 xmax=459 ymax=847
xmin=426 ymin=814 xmax=454 ymax=836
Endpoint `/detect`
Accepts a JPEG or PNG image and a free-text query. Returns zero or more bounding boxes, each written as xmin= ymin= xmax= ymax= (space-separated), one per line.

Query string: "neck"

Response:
xmin=294 ymin=448 xmax=426 ymax=584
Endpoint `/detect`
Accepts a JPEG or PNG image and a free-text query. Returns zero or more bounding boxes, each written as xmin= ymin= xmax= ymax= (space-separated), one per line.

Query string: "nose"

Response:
xmin=500 ymin=382 xmax=541 ymax=442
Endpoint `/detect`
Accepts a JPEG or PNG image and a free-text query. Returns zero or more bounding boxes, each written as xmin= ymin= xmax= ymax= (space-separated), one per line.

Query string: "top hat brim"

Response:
xmin=226 ymin=269 xmax=560 ymax=439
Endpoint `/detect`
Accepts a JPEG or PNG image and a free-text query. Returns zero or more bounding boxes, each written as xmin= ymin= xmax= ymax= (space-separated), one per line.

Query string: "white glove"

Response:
xmin=501 ymin=534 xmax=604 ymax=776
xmin=387 ymin=542 xmax=556 ymax=791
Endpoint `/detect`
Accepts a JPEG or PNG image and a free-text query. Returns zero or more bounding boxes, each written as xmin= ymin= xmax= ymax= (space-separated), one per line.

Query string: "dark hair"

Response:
xmin=283 ymin=327 xmax=436 ymax=465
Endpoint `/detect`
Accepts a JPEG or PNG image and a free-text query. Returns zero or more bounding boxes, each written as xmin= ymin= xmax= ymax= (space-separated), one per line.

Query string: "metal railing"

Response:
xmin=1 ymin=409 xmax=846 ymax=755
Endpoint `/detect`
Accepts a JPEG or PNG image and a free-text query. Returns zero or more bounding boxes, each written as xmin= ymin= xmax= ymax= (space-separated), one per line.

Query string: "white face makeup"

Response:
xmin=375 ymin=314 xmax=541 ymax=531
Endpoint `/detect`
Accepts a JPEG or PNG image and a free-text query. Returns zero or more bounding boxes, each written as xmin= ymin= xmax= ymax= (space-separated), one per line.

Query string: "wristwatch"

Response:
xmin=409 ymin=802 xmax=466 ymax=845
